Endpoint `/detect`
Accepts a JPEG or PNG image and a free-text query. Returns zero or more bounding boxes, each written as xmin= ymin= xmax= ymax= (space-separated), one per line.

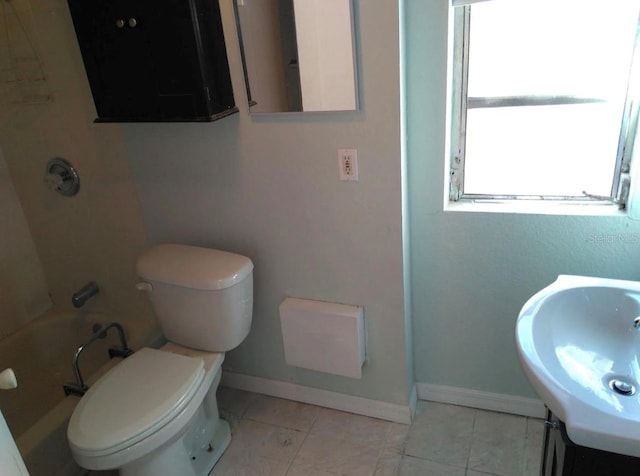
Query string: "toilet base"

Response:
xmin=120 ymin=417 xmax=231 ymax=476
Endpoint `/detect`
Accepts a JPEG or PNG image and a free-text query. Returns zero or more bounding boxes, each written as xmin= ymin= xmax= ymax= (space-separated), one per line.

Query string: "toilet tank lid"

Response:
xmin=137 ymin=244 xmax=253 ymax=290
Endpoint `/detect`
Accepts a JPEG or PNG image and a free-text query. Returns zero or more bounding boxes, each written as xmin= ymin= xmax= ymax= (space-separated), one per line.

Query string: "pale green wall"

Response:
xmin=125 ymin=0 xmax=413 ymax=405
xmin=405 ymin=0 xmax=640 ymax=398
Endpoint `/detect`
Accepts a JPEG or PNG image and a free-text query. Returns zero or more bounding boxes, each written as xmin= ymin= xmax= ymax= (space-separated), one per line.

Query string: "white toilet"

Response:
xmin=67 ymin=244 xmax=253 ymax=476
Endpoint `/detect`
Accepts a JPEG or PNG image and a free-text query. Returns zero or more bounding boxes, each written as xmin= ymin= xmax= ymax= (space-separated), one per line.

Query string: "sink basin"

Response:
xmin=516 ymin=275 xmax=640 ymax=457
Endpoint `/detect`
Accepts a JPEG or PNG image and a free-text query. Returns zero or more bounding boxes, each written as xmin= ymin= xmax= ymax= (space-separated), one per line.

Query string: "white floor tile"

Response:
xmin=293 ymin=431 xmax=381 ymax=476
xmin=243 ymin=394 xmax=320 ymax=432
xmin=285 ymin=464 xmax=339 ymax=476
xmin=211 ymin=456 xmax=290 ymax=476
xmin=397 ymin=455 xmax=466 ymax=476
xmin=310 ymin=407 xmax=391 ymax=447
xmin=214 ymin=419 xmax=305 ymax=472
xmin=467 ymin=410 xmax=527 ymax=476
xmin=374 ymin=453 xmax=402 ymax=476
xmin=523 ymin=418 xmax=544 ymax=476
xmin=404 ymin=401 xmax=475 ymax=468
xmin=383 ymin=421 xmax=410 ymax=455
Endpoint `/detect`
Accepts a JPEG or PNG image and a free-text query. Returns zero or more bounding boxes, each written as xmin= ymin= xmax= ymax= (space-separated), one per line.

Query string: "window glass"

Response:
xmin=456 ymin=0 xmax=640 ymax=201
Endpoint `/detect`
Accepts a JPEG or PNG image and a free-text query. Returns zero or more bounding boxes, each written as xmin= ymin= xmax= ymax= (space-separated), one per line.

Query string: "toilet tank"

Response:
xmin=136 ymin=244 xmax=253 ymax=352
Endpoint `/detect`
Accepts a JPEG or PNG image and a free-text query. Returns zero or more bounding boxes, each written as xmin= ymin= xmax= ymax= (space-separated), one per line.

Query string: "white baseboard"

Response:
xmin=221 ymin=372 xmax=414 ymax=424
xmin=219 ymin=373 xmax=543 ymax=423
xmin=416 ymin=383 xmax=546 ymax=418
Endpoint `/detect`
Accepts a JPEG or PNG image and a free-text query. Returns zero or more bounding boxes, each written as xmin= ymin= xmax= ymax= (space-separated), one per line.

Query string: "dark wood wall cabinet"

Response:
xmin=67 ymin=0 xmax=237 ymax=122
xmin=542 ymin=409 xmax=640 ymax=476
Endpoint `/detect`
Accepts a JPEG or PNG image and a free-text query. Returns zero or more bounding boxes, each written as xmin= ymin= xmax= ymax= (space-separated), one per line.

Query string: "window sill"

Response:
xmin=445 ymin=199 xmax=627 ymax=217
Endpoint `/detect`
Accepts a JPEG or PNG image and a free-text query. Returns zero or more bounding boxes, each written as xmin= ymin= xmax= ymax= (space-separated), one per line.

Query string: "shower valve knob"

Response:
xmin=44 ymin=158 xmax=80 ymax=196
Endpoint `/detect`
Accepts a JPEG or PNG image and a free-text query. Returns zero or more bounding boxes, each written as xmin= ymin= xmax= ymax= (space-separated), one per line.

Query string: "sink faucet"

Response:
xmin=633 ymin=316 xmax=640 ymax=329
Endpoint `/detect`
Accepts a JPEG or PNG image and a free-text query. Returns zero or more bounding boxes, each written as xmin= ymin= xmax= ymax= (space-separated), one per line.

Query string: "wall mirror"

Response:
xmin=234 ymin=0 xmax=358 ymax=113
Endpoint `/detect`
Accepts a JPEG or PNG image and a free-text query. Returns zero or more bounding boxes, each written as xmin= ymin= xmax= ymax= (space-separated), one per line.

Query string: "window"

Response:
xmin=450 ymin=0 xmax=640 ymax=207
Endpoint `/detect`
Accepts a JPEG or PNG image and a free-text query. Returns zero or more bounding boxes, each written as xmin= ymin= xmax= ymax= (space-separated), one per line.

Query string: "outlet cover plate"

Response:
xmin=338 ymin=148 xmax=358 ymax=181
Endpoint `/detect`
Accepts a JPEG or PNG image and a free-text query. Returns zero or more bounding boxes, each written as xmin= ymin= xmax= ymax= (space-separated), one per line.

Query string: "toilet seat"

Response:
xmin=68 ymin=347 xmax=205 ymax=456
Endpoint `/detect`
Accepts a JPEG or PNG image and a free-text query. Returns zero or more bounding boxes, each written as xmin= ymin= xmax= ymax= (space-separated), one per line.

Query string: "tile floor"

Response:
xmin=89 ymin=387 xmax=544 ymax=476
xmin=212 ymin=387 xmax=543 ymax=476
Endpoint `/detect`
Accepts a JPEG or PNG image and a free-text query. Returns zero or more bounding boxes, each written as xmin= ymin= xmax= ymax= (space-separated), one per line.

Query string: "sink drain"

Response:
xmin=609 ymin=378 xmax=636 ymax=396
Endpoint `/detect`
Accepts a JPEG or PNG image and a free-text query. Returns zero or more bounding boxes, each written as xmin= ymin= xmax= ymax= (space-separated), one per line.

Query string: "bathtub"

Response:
xmin=0 ymin=310 xmax=160 ymax=476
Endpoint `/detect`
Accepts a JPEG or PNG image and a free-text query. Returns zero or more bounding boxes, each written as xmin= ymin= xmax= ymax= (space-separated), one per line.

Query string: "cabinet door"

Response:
xmin=68 ymin=0 xmax=210 ymax=120
xmin=142 ymin=0 xmax=211 ymax=118
xmin=572 ymin=447 xmax=640 ymax=476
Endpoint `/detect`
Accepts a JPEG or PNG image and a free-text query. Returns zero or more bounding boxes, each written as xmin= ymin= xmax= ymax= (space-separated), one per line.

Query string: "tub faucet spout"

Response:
xmin=72 ymin=281 xmax=99 ymax=308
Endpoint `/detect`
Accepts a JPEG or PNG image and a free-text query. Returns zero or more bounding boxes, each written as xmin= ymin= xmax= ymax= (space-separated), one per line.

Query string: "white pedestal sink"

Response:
xmin=516 ymin=275 xmax=640 ymax=457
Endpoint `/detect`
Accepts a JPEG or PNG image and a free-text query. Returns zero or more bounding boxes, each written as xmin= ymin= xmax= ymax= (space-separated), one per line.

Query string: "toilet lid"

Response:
xmin=68 ymin=347 xmax=204 ymax=455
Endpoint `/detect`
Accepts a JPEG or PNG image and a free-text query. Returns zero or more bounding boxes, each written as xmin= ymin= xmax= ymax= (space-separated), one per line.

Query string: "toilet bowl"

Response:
xmin=68 ymin=344 xmax=227 ymax=475
xmin=66 ymin=245 xmax=253 ymax=476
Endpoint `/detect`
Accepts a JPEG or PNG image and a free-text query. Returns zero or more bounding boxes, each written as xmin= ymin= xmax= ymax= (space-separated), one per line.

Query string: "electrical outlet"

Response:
xmin=338 ymin=148 xmax=358 ymax=181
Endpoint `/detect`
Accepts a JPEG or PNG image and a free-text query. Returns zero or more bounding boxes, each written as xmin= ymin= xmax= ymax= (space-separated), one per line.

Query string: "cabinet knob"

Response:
xmin=115 ymin=18 xmax=125 ymax=28
xmin=128 ymin=17 xmax=138 ymax=28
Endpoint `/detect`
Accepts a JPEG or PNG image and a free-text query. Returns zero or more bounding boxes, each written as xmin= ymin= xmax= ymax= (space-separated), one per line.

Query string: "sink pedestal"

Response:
xmin=543 ymin=409 xmax=640 ymax=476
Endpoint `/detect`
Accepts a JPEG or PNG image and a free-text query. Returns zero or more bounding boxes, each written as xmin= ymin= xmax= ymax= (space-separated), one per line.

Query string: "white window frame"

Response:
xmin=449 ymin=1 xmax=640 ymax=209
